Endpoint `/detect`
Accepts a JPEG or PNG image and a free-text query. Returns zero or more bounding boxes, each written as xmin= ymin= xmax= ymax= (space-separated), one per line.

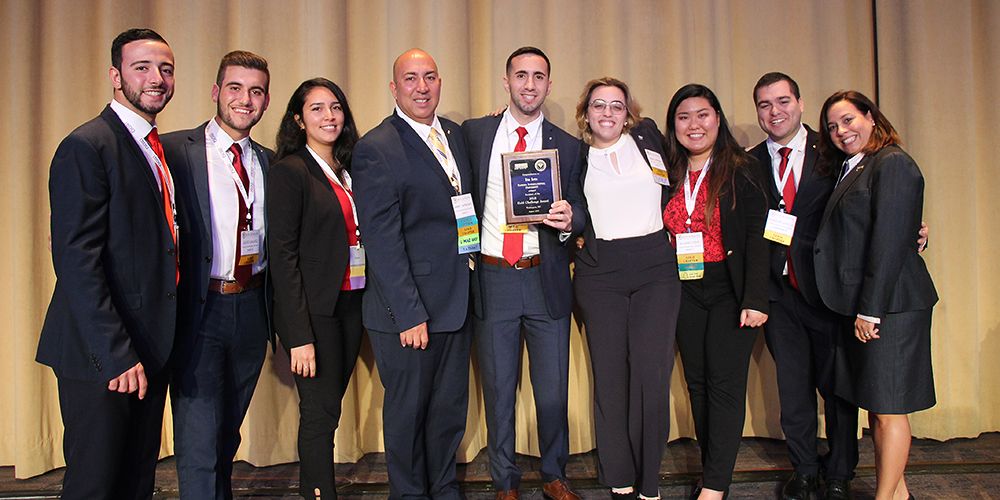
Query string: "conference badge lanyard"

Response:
xmin=211 ymin=134 xmax=262 ymax=265
xmin=677 ymin=159 xmax=710 ymax=280
xmin=131 ymin=122 xmax=180 ymax=250
xmin=312 ymin=146 xmax=366 ymax=290
xmin=644 ymin=149 xmax=671 ymax=186
xmin=452 ymin=192 xmax=481 ymax=255
xmin=763 ymin=158 xmax=797 ymax=246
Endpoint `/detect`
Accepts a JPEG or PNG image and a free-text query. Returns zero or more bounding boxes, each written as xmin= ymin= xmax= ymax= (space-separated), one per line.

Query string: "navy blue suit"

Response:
xmin=750 ymin=127 xmax=859 ymax=481
xmin=352 ymin=112 xmax=473 ymax=499
xmin=37 ymin=105 xmax=178 ymax=500
xmin=461 ymin=114 xmax=584 ymax=490
xmin=162 ymin=123 xmax=272 ymax=500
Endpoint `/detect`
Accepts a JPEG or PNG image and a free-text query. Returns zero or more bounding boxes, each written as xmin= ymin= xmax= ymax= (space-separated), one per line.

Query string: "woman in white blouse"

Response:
xmin=572 ymin=77 xmax=681 ymax=500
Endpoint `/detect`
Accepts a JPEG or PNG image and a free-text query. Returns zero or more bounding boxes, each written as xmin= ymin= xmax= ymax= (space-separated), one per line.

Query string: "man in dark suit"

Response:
xmin=351 ymin=48 xmax=474 ymax=499
xmin=460 ymin=47 xmax=583 ymax=500
xmin=36 ymin=28 xmax=178 ymax=500
xmin=749 ymin=72 xmax=859 ymax=500
xmin=161 ymin=51 xmax=272 ymax=499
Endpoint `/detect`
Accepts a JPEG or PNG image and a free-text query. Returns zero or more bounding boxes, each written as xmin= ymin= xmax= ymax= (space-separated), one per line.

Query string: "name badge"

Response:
xmin=763 ymin=209 xmax=797 ymax=246
xmin=238 ymin=229 xmax=261 ymax=265
xmin=501 ymin=223 xmax=529 ymax=234
xmin=645 ymin=149 xmax=670 ymax=186
xmin=675 ymin=231 xmax=705 ymax=280
xmin=451 ymin=193 xmax=481 ymax=254
xmin=349 ymin=244 xmax=366 ymax=290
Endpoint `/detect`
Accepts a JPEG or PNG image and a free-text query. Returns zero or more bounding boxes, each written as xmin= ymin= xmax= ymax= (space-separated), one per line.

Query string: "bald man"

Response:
xmin=351 ymin=49 xmax=474 ymax=499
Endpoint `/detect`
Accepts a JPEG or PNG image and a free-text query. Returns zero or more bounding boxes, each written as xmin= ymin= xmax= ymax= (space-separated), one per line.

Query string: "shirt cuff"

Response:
xmin=857 ymin=313 xmax=881 ymax=324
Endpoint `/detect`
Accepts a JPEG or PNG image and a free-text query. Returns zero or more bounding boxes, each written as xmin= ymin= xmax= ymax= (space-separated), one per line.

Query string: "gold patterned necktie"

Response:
xmin=429 ymin=128 xmax=460 ymax=194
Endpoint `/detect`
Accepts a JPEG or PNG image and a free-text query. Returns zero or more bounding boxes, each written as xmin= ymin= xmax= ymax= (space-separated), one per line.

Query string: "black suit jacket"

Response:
xmin=814 ymin=145 xmax=937 ymax=317
xmin=266 ymin=148 xmax=352 ymax=348
xmin=352 ymin=113 xmax=473 ymax=334
xmin=38 ymin=105 xmax=178 ymax=381
xmin=749 ymin=126 xmax=835 ymax=308
xmin=576 ymin=118 xmax=676 ymax=269
xmin=461 ymin=114 xmax=586 ymax=320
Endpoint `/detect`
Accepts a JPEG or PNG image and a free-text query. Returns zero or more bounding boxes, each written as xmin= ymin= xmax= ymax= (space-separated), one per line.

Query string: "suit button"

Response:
xmin=167 ymin=248 xmax=176 ymax=256
xmin=205 ymin=256 xmax=212 ymax=263
xmin=726 ymin=250 xmax=733 ymax=256
xmin=167 ymin=292 xmax=176 ymax=299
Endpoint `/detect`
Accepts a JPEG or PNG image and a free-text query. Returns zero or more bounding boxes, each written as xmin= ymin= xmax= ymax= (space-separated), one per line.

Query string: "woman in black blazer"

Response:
xmin=815 ymin=90 xmax=937 ymax=500
xmin=661 ymin=84 xmax=769 ymax=500
xmin=572 ymin=77 xmax=682 ymax=499
xmin=267 ymin=78 xmax=364 ymax=500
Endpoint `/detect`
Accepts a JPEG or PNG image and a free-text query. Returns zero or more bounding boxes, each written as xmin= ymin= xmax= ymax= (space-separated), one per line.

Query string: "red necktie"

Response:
xmin=777 ymin=146 xmax=798 ymax=289
xmin=230 ymin=143 xmax=253 ymax=286
xmin=145 ymin=128 xmax=179 ymax=284
xmin=502 ymin=126 xmax=528 ymax=266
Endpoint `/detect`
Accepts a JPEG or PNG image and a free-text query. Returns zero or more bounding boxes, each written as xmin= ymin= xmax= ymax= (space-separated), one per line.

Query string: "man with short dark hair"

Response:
xmin=162 ymin=50 xmax=273 ymax=499
xmin=37 ymin=27 xmax=178 ymax=500
xmin=461 ymin=46 xmax=584 ymax=500
xmin=750 ymin=72 xmax=858 ymax=500
xmin=352 ymin=48 xmax=474 ymax=499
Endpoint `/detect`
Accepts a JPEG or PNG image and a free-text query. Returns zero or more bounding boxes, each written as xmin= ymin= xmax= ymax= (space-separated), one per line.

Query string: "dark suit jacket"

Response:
xmin=814 ymin=145 xmax=937 ymax=318
xmin=749 ymin=126 xmax=835 ymax=308
xmin=352 ymin=112 xmax=473 ymax=334
xmin=266 ymin=148 xmax=352 ymax=348
xmin=38 ymin=105 xmax=178 ymax=381
xmin=161 ymin=123 xmax=274 ymax=345
xmin=461 ymin=114 xmax=586 ymax=320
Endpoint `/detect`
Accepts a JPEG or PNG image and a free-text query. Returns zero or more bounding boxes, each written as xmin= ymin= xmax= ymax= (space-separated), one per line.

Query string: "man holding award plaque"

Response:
xmin=461 ymin=47 xmax=585 ymax=500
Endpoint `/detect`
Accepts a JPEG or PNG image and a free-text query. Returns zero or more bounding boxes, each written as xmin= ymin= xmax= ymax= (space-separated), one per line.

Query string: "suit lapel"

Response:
xmin=298 ymin=148 xmax=335 ymax=193
xmin=478 ymin=116 xmax=503 ymax=203
xmin=391 ymin=114 xmax=457 ymax=195
xmin=822 ymin=154 xmax=872 ymax=226
xmin=185 ymin=125 xmax=213 ymax=240
xmin=791 ymin=134 xmax=820 ymax=216
xmin=754 ymin=144 xmax=782 ymax=202
xmin=101 ymin=106 xmax=161 ymax=200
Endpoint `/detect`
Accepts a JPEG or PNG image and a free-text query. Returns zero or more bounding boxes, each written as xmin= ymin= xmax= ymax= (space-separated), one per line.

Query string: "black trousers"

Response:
xmin=292 ymin=290 xmax=364 ymax=499
xmin=57 ymin=366 xmax=170 ymax=500
xmin=764 ymin=277 xmax=858 ymax=480
xmin=574 ymin=232 xmax=681 ymax=497
xmin=676 ymin=261 xmax=758 ymax=491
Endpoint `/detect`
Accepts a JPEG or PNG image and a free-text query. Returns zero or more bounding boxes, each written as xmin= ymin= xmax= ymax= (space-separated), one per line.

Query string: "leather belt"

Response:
xmin=480 ymin=254 xmax=541 ymax=270
xmin=208 ymin=273 xmax=264 ymax=294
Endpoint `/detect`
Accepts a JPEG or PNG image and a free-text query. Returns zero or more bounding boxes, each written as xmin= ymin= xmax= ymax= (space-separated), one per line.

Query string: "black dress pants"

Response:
xmin=292 ymin=289 xmax=364 ymax=499
xmin=676 ymin=262 xmax=758 ymax=491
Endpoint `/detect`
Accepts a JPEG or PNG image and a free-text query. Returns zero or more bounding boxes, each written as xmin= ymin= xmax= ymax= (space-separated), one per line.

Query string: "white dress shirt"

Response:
xmin=205 ymin=118 xmax=267 ymax=279
xmin=481 ymin=110 xmax=543 ymax=258
xmin=584 ymin=134 xmax=663 ymax=240
xmin=766 ymin=123 xmax=808 ymax=193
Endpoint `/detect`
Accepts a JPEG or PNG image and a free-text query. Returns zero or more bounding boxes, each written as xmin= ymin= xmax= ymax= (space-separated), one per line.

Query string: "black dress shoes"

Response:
xmin=824 ymin=479 xmax=852 ymax=500
xmin=782 ymin=472 xmax=819 ymax=500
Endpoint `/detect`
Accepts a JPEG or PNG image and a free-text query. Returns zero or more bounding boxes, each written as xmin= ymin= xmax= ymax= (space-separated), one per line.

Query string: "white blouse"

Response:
xmin=584 ymin=134 xmax=664 ymax=240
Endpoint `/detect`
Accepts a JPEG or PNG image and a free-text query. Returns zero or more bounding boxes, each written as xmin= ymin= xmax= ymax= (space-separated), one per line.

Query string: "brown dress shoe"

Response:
xmin=495 ymin=490 xmax=519 ymax=500
xmin=542 ymin=479 xmax=581 ymax=500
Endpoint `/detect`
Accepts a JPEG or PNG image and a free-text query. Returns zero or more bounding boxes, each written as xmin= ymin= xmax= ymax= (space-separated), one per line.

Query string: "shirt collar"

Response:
xmin=394 ymin=105 xmax=444 ymax=141
xmin=765 ymin=123 xmax=807 ymax=158
xmin=846 ymin=152 xmax=865 ymax=170
xmin=503 ymin=108 xmax=544 ymax=142
xmin=109 ymin=99 xmax=154 ymax=141
xmin=206 ymin=117 xmax=251 ymax=154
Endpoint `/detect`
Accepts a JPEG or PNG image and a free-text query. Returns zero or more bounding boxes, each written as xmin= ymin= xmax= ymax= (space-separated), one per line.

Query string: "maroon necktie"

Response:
xmin=145 ymin=128 xmax=179 ymax=284
xmin=777 ymin=147 xmax=798 ymax=289
xmin=231 ymin=143 xmax=252 ymax=286
xmin=502 ymin=126 xmax=528 ymax=266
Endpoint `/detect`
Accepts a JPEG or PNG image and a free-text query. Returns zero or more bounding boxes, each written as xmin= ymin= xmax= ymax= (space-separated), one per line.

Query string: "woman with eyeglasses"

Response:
xmin=267 ymin=78 xmax=365 ymax=500
xmin=572 ymin=77 xmax=681 ymax=500
xmin=661 ymin=84 xmax=769 ymax=500
xmin=814 ymin=90 xmax=937 ymax=500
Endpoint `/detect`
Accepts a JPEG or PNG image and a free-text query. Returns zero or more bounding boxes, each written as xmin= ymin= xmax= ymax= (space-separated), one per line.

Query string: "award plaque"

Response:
xmin=501 ymin=149 xmax=562 ymax=224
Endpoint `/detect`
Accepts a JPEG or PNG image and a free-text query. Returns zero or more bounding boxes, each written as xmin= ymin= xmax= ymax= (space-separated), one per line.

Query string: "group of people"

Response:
xmin=37 ymin=26 xmax=937 ymax=500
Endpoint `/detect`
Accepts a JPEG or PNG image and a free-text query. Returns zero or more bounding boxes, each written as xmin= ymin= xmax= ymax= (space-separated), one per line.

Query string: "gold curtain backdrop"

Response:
xmin=2 ymin=0 xmax=997 ymax=479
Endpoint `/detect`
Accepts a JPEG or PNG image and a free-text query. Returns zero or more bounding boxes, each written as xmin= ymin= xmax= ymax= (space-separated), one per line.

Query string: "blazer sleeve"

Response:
xmin=48 ymin=135 xmax=138 ymax=379
xmin=561 ymin=137 xmax=587 ymax=237
xmin=858 ymin=149 xmax=926 ymax=318
xmin=352 ymin=138 xmax=430 ymax=331
xmin=265 ymin=157 xmax=315 ymax=347
xmin=737 ymin=169 xmax=771 ymax=314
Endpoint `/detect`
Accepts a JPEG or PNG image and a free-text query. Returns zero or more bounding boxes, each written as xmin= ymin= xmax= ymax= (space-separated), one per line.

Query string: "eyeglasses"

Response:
xmin=590 ymin=99 xmax=627 ymax=115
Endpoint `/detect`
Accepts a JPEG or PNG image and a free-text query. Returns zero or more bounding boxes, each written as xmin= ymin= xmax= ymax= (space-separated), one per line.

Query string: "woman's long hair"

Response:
xmin=663 ymin=83 xmax=755 ymax=226
xmin=274 ymin=78 xmax=360 ymax=171
xmin=817 ymin=90 xmax=901 ymax=170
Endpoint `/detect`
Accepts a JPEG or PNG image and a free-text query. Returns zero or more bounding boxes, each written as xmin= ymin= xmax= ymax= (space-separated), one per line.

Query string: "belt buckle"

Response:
xmin=513 ymin=260 xmax=528 ymax=270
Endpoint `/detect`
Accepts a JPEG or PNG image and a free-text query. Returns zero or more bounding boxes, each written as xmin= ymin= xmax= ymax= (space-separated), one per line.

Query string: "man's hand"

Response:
xmin=291 ymin=343 xmax=317 ymax=378
xmin=740 ymin=309 xmax=768 ymax=328
xmin=542 ymin=200 xmax=573 ymax=232
xmin=917 ymin=221 xmax=929 ymax=253
xmin=854 ymin=317 xmax=880 ymax=343
xmin=108 ymin=362 xmax=147 ymax=399
xmin=400 ymin=322 xmax=429 ymax=350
